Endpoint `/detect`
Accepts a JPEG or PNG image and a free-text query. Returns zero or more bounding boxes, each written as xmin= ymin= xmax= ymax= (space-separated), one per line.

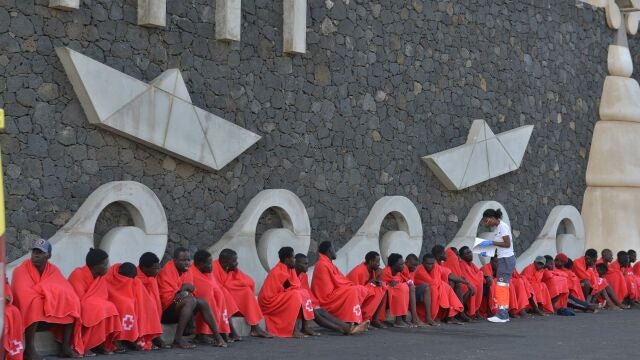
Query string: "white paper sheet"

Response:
xmin=472 ymin=237 xmax=497 ymax=256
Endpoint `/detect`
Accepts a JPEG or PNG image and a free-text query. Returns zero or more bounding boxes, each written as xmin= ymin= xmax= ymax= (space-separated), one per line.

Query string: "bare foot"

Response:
xmin=152 ymin=338 xmax=172 ymax=350
xmin=302 ymin=328 xmax=321 ymax=336
xmin=370 ymin=320 xmax=388 ymax=329
xmin=446 ymin=318 xmax=464 ymax=325
xmin=59 ymin=347 xmax=82 ymax=359
xmin=92 ymin=345 xmax=113 ymax=355
xmin=349 ymin=321 xmax=369 ymax=335
xmin=213 ymin=334 xmax=227 ymax=348
xmin=229 ymin=334 xmax=243 ymax=342
xmin=250 ymin=327 xmax=273 ymax=338
xmin=83 ymin=350 xmax=96 ymax=358
xmin=193 ymin=335 xmax=213 ymax=345
xmin=392 ymin=320 xmax=408 ymax=328
xmin=509 ymin=312 xmax=520 ymax=319
xmin=427 ymin=319 xmax=441 ymax=327
xmin=292 ymin=329 xmax=308 ymax=339
xmin=173 ymin=340 xmax=196 ymax=349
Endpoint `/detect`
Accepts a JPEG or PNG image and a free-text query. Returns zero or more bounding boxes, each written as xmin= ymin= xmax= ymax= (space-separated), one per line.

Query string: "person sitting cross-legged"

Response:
xmin=413 ymin=254 xmax=464 ymax=325
xmin=157 ymin=247 xmax=226 ymax=348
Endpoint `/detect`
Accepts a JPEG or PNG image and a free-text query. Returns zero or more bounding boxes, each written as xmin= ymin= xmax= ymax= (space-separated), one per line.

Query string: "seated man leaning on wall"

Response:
xmin=12 ymin=239 xmax=84 ymax=359
xmin=157 ymin=247 xmax=227 ymax=348
xmin=136 ymin=252 xmax=171 ymax=349
xmin=212 ymin=249 xmax=272 ymax=338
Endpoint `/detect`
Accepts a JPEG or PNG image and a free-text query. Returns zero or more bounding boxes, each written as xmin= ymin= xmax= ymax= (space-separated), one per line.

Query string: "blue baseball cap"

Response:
xmin=32 ymin=238 xmax=52 ymax=254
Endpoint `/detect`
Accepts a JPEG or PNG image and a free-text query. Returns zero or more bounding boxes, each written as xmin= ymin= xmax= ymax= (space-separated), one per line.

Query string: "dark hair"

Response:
xmin=219 ymin=248 xmax=237 ymax=262
xmin=173 ymin=247 xmax=189 ymax=259
xmin=566 ymin=258 xmax=574 ymax=269
xmin=544 ymin=255 xmax=553 ymax=262
xmin=387 ymin=253 xmax=403 ymax=266
xmin=596 ymin=263 xmax=608 ymax=273
xmin=86 ymin=248 xmax=108 ymax=267
xmin=459 ymin=246 xmax=470 ymax=254
xmin=118 ymin=262 xmax=137 ymax=278
xmin=617 ymin=251 xmax=629 ymax=261
xmin=318 ymin=241 xmax=333 ymax=255
xmin=482 ymin=208 xmax=503 ymax=219
xmin=193 ymin=249 xmax=212 ymax=265
xmin=602 ymin=248 xmax=612 ymax=256
xmin=422 ymin=253 xmax=435 ymax=262
xmin=365 ymin=251 xmax=380 ymax=262
xmin=431 ymin=244 xmax=445 ymax=257
xmin=628 ymin=249 xmax=636 ymax=255
xmin=295 ymin=253 xmax=307 ymax=261
xmin=278 ymin=247 xmax=294 ymax=262
xmin=139 ymin=252 xmax=160 ymax=268
xmin=405 ymin=253 xmax=419 ymax=262
xmin=585 ymin=248 xmax=598 ymax=259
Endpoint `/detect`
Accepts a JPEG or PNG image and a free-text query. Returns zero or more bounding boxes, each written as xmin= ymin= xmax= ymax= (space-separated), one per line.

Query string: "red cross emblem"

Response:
xmin=122 ymin=314 xmax=135 ymax=331
xmin=8 ymin=339 xmax=23 ymax=356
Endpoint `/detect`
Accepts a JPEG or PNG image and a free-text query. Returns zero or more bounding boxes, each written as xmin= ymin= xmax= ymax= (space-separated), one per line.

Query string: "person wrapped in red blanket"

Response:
xmin=413 ymin=254 xmax=464 ymax=325
xmin=4 ymin=279 xmax=24 ymax=360
xmin=136 ymin=252 xmax=171 ymax=349
xmin=346 ymin=251 xmax=388 ymax=328
xmin=432 ymin=245 xmax=475 ymax=323
xmin=258 ymin=247 xmax=315 ymax=338
xmin=105 ymin=262 xmax=163 ymax=351
xmin=379 ymin=254 xmax=411 ymax=327
xmin=11 ymin=239 xmax=84 ymax=359
xmin=157 ymin=247 xmax=226 ymax=348
xmin=294 ymin=254 xmax=369 ymax=335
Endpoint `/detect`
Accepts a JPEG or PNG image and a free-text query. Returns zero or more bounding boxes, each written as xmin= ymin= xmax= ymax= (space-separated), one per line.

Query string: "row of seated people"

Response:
xmin=5 ymin=239 xmax=640 ymax=360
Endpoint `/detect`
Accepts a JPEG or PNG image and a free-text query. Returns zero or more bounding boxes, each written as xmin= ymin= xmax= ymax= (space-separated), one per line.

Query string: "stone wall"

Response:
xmin=0 ymin=0 xmax=632 ymax=262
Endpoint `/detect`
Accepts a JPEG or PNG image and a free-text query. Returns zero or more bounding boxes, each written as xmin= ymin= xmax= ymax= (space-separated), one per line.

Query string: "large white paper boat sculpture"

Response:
xmin=56 ymin=47 xmax=261 ymax=171
xmin=422 ymin=120 xmax=533 ymax=191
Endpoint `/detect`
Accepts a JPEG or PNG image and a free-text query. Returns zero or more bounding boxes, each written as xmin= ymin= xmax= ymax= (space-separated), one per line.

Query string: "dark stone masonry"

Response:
xmin=0 ymin=0 xmax=635 ymax=261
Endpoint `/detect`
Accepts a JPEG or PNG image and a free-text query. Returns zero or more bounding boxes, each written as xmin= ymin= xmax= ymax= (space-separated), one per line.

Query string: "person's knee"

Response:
xmin=195 ymin=298 xmax=211 ymax=310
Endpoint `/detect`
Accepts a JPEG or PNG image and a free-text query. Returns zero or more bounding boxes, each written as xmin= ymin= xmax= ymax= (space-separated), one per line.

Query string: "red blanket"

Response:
xmin=605 ymin=261 xmax=629 ymax=301
xmin=542 ymin=269 xmax=569 ymax=308
xmin=68 ymin=266 xmax=121 ymax=350
xmin=311 ymin=254 xmax=373 ymax=323
xmin=346 ymin=263 xmax=387 ymax=320
xmin=572 ymin=257 xmax=608 ymax=294
xmin=11 ymin=260 xmax=84 ymax=354
xmin=105 ymin=264 xmax=162 ymax=349
xmin=212 ymin=260 xmax=263 ymax=325
xmin=521 ymin=264 xmax=554 ymax=312
xmin=157 ymin=261 xmax=194 ymax=311
xmin=459 ymin=260 xmax=484 ymax=316
xmin=4 ymin=282 xmax=24 ymax=360
xmin=191 ymin=263 xmax=236 ymax=335
xmin=258 ymin=263 xmax=314 ymax=337
xmin=413 ymin=263 xmax=462 ymax=320
xmin=379 ymin=266 xmax=409 ymax=317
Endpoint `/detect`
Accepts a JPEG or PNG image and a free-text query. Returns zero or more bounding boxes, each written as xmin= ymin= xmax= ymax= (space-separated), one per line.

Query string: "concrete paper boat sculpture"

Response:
xmin=56 ymin=47 xmax=261 ymax=171
xmin=422 ymin=120 xmax=533 ymax=191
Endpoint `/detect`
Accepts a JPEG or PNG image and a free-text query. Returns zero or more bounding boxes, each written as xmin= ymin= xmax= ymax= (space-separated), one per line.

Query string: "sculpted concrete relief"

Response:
xmin=138 ymin=0 xmax=167 ymax=28
xmin=7 ymin=181 xmax=168 ymax=278
xmin=422 ymin=120 xmax=533 ymax=191
xmin=582 ymin=22 xmax=640 ymax=252
xmin=216 ymin=0 xmax=242 ymax=41
xmin=56 ymin=47 xmax=261 ymax=171
xmin=207 ymin=189 xmax=312 ymax=293
xmin=49 ymin=0 xmax=79 ymax=10
xmin=332 ymin=196 xmax=423 ymax=273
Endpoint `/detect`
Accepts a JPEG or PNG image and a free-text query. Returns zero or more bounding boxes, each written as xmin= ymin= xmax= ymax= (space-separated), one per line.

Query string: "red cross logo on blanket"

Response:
xmin=222 ymin=309 xmax=229 ymax=324
xmin=122 ymin=314 xmax=135 ymax=331
xmin=8 ymin=340 xmax=23 ymax=355
xmin=353 ymin=304 xmax=362 ymax=316
xmin=305 ymin=299 xmax=314 ymax=312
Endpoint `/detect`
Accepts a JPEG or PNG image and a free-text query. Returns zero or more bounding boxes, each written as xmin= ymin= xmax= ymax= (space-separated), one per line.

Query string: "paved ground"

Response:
xmin=103 ymin=309 xmax=640 ymax=360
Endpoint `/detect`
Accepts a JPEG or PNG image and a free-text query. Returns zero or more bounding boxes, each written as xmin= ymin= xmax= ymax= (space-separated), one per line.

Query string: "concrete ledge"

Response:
xmin=49 ymin=0 xmax=79 ymax=10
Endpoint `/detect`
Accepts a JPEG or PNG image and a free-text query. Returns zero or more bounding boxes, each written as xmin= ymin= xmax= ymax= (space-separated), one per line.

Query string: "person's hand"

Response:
xmin=478 ymin=240 xmax=493 ymax=247
xmin=371 ymin=280 xmax=383 ymax=287
xmin=484 ymin=276 xmax=493 ymax=284
xmin=467 ymin=283 xmax=476 ymax=296
xmin=180 ymin=283 xmax=195 ymax=293
xmin=283 ymin=280 xmax=291 ymax=289
xmin=389 ymin=280 xmax=398 ymax=288
xmin=174 ymin=290 xmax=191 ymax=304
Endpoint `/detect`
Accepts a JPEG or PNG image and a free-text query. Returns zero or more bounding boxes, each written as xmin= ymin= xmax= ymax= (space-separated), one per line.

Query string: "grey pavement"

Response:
xmin=103 ymin=309 xmax=640 ymax=360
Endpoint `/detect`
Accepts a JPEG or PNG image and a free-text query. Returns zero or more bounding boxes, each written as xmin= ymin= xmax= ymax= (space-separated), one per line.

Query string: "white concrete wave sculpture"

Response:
xmin=207 ymin=189 xmax=311 ymax=293
xmin=582 ymin=25 xmax=640 ymax=252
xmin=7 ymin=181 xmax=168 ymax=278
xmin=446 ymin=201 xmax=510 ymax=266
xmin=516 ymin=206 xmax=585 ymax=271
xmin=422 ymin=120 xmax=533 ymax=191
xmin=332 ymin=196 xmax=423 ymax=274
xmin=56 ymin=47 xmax=261 ymax=171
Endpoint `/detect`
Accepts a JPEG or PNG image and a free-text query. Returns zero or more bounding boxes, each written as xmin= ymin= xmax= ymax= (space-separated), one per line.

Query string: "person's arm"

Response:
xmin=492 ymin=235 xmax=511 ymax=248
xmin=448 ymin=274 xmax=475 ymax=295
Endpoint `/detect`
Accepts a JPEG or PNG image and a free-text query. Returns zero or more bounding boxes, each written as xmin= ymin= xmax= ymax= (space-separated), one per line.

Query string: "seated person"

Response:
xmin=521 ymin=257 xmax=557 ymax=312
xmin=311 ymin=242 xmax=388 ymax=327
xmin=458 ymin=247 xmax=486 ymax=319
xmin=431 ymin=245 xmax=475 ymax=322
xmin=541 ymin=255 xmax=570 ymax=309
xmin=554 ymin=254 xmax=598 ymax=313
xmin=595 ymin=263 xmax=628 ymax=310
xmin=379 ymin=254 xmax=413 ymax=328
xmin=4 ymin=277 xmax=25 ymax=360
xmin=191 ymin=250 xmax=237 ymax=343
xmin=105 ymin=262 xmax=163 ymax=351
xmin=346 ymin=251 xmax=388 ymax=327
xmin=68 ymin=248 xmax=122 ymax=355
xmin=618 ymin=251 xmax=640 ymax=304
xmin=157 ymin=247 xmax=226 ymax=348
xmin=401 ymin=254 xmax=426 ymax=326
xmin=294 ymin=254 xmax=369 ymax=335
xmin=12 ymin=239 xmax=84 ymax=359
xmin=258 ymin=247 xmax=316 ymax=338
xmin=600 ymin=249 xmax=629 ymax=303
xmin=212 ymin=249 xmax=271 ymax=338
xmin=136 ymin=252 xmax=171 ymax=349
xmin=573 ymin=249 xmax=627 ymax=309
xmin=413 ymin=254 xmax=464 ymax=325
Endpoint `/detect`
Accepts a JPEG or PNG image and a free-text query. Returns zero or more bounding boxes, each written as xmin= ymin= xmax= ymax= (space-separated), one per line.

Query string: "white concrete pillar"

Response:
xmin=283 ymin=0 xmax=306 ymax=54
xmin=49 ymin=0 xmax=79 ymax=10
xmin=138 ymin=0 xmax=166 ymax=28
xmin=216 ymin=0 xmax=242 ymax=41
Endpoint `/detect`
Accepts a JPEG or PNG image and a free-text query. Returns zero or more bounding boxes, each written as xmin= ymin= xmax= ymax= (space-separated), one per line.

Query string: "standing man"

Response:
xmin=476 ymin=209 xmax=515 ymax=323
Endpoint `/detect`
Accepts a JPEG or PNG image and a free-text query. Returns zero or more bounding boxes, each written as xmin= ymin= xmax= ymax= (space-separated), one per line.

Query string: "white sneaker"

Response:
xmin=487 ymin=315 xmax=510 ymax=323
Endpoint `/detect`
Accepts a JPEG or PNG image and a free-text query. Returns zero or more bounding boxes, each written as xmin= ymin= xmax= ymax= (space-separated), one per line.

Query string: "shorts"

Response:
xmin=496 ymin=255 xmax=516 ymax=284
xmin=161 ymin=302 xmax=180 ymax=324
xmin=415 ymin=284 xmax=428 ymax=302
